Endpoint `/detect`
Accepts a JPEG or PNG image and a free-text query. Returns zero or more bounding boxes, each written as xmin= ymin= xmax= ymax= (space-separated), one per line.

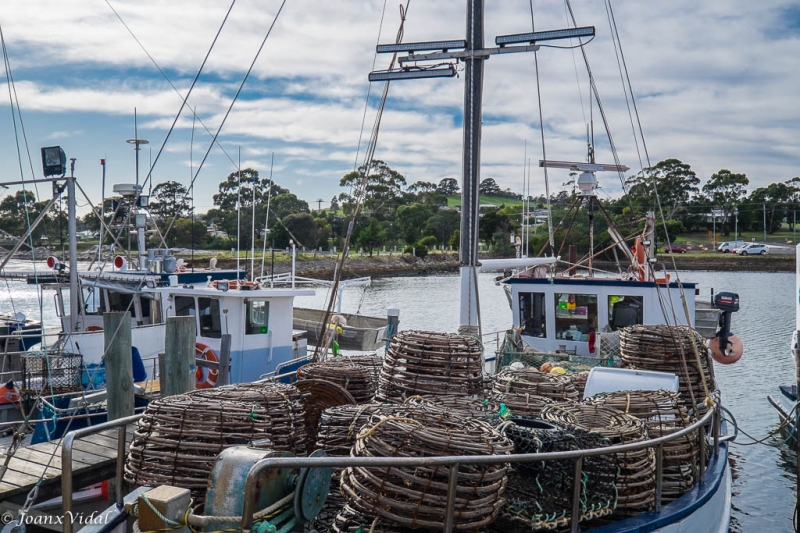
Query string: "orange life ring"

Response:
xmin=195 ymin=342 xmax=219 ymax=389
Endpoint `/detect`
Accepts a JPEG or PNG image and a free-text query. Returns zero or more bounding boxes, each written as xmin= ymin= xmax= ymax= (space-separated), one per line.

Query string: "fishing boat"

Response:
xmin=293 ymin=308 xmax=386 ymax=352
xmin=768 ymin=243 xmax=800 ymax=440
xmin=1 ymin=4 xmax=742 ymax=533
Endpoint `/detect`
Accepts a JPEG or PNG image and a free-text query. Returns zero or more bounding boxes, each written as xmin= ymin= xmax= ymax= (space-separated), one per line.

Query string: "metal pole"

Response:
xmin=458 ymin=0 xmax=485 ymax=336
xmin=291 ymin=241 xmax=296 ymax=288
xmin=443 ymin=464 xmax=459 ymax=533
xmin=570 ymin=456 xmax=583 ymax=533
xmin=654 ymin=444 xmax=663 ymax=511
xmin=67 ymin=169 xmax=79 ymax=332
xmin=99 ymin=159 xmax=106 ymax=263
xmin=763 ymin=201 xmax=767 ymax=243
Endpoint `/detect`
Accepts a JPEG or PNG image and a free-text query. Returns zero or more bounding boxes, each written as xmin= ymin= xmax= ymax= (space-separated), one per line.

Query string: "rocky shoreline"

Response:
xmin=210 ymin=253 xmax=796 ymax=279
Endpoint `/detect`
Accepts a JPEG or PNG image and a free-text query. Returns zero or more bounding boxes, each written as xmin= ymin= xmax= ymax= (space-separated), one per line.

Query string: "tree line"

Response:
xmin=1 ymin=157 xmax=796 ymax=256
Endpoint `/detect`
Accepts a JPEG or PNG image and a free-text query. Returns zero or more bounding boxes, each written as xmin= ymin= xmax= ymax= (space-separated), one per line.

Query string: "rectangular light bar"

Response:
xmin=377 ymin=40 xmax=466 ymax=54
xmin=496 ymin=26 xmax=594 ymax=46
xmin=368 ymin=66 xmax=456 ymax=82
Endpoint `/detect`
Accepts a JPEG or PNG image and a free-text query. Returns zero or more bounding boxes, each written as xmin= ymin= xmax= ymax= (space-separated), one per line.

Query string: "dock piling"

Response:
xmin=163 ymin=316 xmax=197 ymax=397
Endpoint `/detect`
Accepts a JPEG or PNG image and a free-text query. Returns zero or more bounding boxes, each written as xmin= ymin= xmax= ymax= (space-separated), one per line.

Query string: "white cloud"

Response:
xmin=0 ymin=0 xmax=796 ymax=214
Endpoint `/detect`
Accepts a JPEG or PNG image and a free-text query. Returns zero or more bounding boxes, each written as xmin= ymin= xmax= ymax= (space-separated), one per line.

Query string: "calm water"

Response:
xmin=1 ymin=264 xmax=796 ymax=531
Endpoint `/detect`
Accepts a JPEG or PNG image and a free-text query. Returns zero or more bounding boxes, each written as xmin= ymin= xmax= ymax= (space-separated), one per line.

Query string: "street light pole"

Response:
xmin=734 ymin=209 xmax=739 ymax=241
xmin=763 ymin=201 xmax=767 ymax=243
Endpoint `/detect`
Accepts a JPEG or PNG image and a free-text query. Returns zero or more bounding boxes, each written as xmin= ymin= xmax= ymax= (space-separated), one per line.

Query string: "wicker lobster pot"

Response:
xmin=340 ymin=355 xmax=384 ymax=388
xmin=316 ymin=404 xmax=410 ymax=457
xmin=585 ymin=389 xmax=700 ymax=501
xmin=375 ymin=331 xmax=484 ymax=402
xmin=331 ymin=504 xmax=419 ymax=533
xmin=492 ymin=418 xmax=617 ymax=531
xmin=491 ymin=367 xmax=579 ymax=403
xmin=402 ymin=394 xmax=498 ymax=420
xmin=189 ymin=382 xmax=307 ymax=455
xmin=540 ymin=402 xmax=656 ymax=517
xmin=489 ymin=392 xmax=553 ymax=419
xmin=341 ymin=411 xmax=513 ymax=530
xmin=619 ymin=325 xmax=716 ymax=412
xmin=298 ymin=359 xmax=377 ymax=404
xmin=125 ymin=395 xmax=275 ymax=501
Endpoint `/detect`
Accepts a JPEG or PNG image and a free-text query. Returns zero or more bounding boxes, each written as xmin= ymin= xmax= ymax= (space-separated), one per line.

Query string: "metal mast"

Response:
xmin=369 ymin=3 xmax=595 ymax=336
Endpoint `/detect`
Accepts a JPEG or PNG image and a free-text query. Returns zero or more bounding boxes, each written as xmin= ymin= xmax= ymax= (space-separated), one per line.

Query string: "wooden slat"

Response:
xmin=9 ymin=447 xmax=67 ymax=470
xmin=72 ymin=440 xmax=119 ymax=459
xmin=0 ymin=466 xmax=43 ymax=487
xmin=26 ymin=442 xmax=97 ymax=466
xmin=4 ymin=457 xmax=60 ymax=480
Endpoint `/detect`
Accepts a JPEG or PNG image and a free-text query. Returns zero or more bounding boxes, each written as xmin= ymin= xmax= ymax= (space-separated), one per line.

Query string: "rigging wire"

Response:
xmin=103 ymin=0 xmax=241 ymax=170
xmin=159 ymin=0 xmax=288 ymax=245
xmin=529 ymin=0 xmax=555 ymax=254
xmin=313 ymin=0 xmax=408 ymax=361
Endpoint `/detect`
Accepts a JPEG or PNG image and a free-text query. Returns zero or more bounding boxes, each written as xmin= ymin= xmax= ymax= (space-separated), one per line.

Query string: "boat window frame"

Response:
xmin=197 ymin=297 xmax=222 ymax=339
xmin=607 ymin=294 xmax=644 ymax=331
xmin=518 ymin=291 xmax=547 ymax=338
xmin=554 ymin=292 xmax=598 ymax=342
xmin=245 ymin=299 xmax=270 ymax=335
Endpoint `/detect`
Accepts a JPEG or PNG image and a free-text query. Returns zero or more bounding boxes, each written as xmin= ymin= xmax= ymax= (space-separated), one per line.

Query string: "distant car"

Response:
xmin=718 ymin=240 xmax=745 ymax=253
xmin=736 ymin=243 xmax=768 ymax=256
xmin=662 ymin=245 xmax=687 ymax=254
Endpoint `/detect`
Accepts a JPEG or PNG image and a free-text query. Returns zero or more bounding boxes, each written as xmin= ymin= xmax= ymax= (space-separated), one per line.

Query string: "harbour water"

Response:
xmin=0 ymin=266 xmax=796 ymax=531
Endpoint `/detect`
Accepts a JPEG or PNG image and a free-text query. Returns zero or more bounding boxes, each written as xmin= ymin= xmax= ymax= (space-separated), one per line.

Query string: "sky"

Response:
xmin=0 ymin=0 xmax=798 ymax=217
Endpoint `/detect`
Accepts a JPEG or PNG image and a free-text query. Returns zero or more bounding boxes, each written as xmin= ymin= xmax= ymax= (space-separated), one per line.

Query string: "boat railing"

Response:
xmin=61 ymin=413 xmax=142 ymax=533
xmin=240 ymin=403 xmax=723 ymax=533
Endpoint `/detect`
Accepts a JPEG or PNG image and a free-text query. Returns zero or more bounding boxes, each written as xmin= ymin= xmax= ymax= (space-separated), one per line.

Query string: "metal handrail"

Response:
xmin=241 ymin=404 xmax=720 ymax=533
xmin=61 ymin=413 xmax=142 ymax=533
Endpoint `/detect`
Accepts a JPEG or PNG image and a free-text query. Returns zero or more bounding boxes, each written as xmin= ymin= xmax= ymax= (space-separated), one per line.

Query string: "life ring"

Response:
xmin=709 ymin=333 xmax=743 ymax=364
xmin=195 ymin=343 xmax=219 ymax=389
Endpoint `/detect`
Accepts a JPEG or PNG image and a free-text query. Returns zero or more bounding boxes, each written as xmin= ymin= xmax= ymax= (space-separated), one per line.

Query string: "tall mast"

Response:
xmin=369 ymin=3 xmax=595 ymax=336
xmin=457 ymin=0 xmax=485 ymax=335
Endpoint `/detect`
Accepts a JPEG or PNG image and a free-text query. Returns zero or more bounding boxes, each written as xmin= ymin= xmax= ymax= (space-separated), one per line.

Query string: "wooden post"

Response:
xmin=104 ymin=311 xmax=134 ymax=420
xmin=218 ymin=334 xmax=231 ymax=386
xmin=163 ymin=316 xmax=196 ymax=397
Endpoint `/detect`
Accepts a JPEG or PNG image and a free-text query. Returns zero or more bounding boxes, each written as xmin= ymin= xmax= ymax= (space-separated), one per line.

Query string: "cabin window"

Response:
xmin=519 ymin=292 xmax=546 ymax=338
xmin=554 ymin=293 xmax=597 ymax=341
xmin=83 ymin=287 xmax=102 ymax=314
xmin=108 ymin=291 xmax=134 ymax=313
xmin=175 ymin=296 xmax=196 ymax=317
xmin=608 ymin=295 xmax=643 ymax=331
xmin=246 ymin=300 xmax=269 ymax=335
xmin=198 ymin=297 xmax=222 ymax=339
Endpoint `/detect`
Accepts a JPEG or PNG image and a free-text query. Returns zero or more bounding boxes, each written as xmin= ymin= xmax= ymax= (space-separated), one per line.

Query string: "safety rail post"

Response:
xmin=713 ymin=402 xmax=721 ymax=457
xmin=61 ymin=413 xmax=142 ymax=533
xmin=698 ymin=423 xmax=707 ymax=485
xmin=570 ymin=456 xmax=583 ymax=533
xmin=654 ymin=444 xmax=664 ymax=511
xmin=444 ymin=464 xmax=459 ymax=533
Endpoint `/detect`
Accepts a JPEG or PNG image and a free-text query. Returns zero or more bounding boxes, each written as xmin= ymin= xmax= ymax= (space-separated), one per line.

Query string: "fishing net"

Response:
xmin=125 ymin=394 xmax=275 ymax=501
xmin=189 ymin=382 xmax=306 ymax=455
xmin=585 ymin=389 xmax=699 ymax=501
xmin=331 ymin=504 xmax=418 ymax=533
xmin=491 ymin=367 xmax=580 ymax=403
xmin=619 ymin=325 xmax=716 ymax=413
xmin=493 ymin=418 xmax=617 ymax=531
xmin=540 ymin=402 xmax=655 ymax=517
xmin=375 ymin=330 xmax=483 ymax=402
xmin=297 ymin=359 xmax=377 ymax=403
xmin=341 ymin=410 xmax=513 ymax=530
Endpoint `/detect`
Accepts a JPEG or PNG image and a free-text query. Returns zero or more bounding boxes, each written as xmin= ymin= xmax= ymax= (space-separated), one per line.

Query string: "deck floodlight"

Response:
xmin=41 ymin=146 xmax=67 ymax=177
xmin=369 ymin=66 xmax=457 ymax=82
xmin=495 ymin=26 xmax=594 ymax=46
xmin=377 ymin=40 xmax=467 ymax=54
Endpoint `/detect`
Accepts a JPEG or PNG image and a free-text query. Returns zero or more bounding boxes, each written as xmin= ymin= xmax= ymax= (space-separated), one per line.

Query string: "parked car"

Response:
xmin=736 ymin=243 xmax=768 ymax=256
xmin=662 ymin=245 xmax=687 ymax=254
xmin=718 ymin=240 xmax=745 ymax=253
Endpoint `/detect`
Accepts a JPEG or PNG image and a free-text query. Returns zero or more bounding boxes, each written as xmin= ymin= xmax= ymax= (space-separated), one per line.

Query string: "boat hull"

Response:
xmin=587 ymin=442 xmax=731 ymax=533
xmin=293 ymin=308 xmax=386 ymax=351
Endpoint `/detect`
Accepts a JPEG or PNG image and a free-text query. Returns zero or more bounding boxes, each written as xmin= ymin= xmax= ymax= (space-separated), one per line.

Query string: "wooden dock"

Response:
xmin=0 ymin=425 xmax=135 ymax=503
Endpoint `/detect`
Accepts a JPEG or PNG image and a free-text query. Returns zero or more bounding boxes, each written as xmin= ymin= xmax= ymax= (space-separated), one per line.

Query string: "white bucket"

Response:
xmin=168 ymin=275 xmax=178 ymax=287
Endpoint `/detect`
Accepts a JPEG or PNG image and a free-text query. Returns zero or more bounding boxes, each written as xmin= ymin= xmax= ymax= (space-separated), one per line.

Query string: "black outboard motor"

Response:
xmin=711 ymin=292 xmax=742 ymax=363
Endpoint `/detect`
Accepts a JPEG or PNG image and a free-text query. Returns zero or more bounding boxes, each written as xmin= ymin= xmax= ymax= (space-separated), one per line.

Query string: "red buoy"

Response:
xmin=709 ymin=333 xmax=743 ymax=364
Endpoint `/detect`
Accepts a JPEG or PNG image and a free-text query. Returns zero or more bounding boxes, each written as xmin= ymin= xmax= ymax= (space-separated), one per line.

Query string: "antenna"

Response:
xmin=315 ymin=198 xmax=325 ymax=211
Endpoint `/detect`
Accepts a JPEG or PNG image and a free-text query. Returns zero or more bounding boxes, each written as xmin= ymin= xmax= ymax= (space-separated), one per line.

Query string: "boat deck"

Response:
xmin=0 ymin=424 xmax=134 ymax=502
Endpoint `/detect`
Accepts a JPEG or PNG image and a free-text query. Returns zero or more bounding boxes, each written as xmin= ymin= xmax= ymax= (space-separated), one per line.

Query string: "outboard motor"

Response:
xmin=710 ymin=292 xmax=742 ymax=364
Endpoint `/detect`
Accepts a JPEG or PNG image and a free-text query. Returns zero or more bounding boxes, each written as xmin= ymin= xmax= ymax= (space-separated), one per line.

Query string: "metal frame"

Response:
xmin=61 ymin=413 xmax=142 ymax=533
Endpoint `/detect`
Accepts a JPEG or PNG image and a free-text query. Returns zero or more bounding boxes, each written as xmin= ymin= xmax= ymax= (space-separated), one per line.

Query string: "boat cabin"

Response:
xmin=506 ymin=275 xmax=697 ymax=357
